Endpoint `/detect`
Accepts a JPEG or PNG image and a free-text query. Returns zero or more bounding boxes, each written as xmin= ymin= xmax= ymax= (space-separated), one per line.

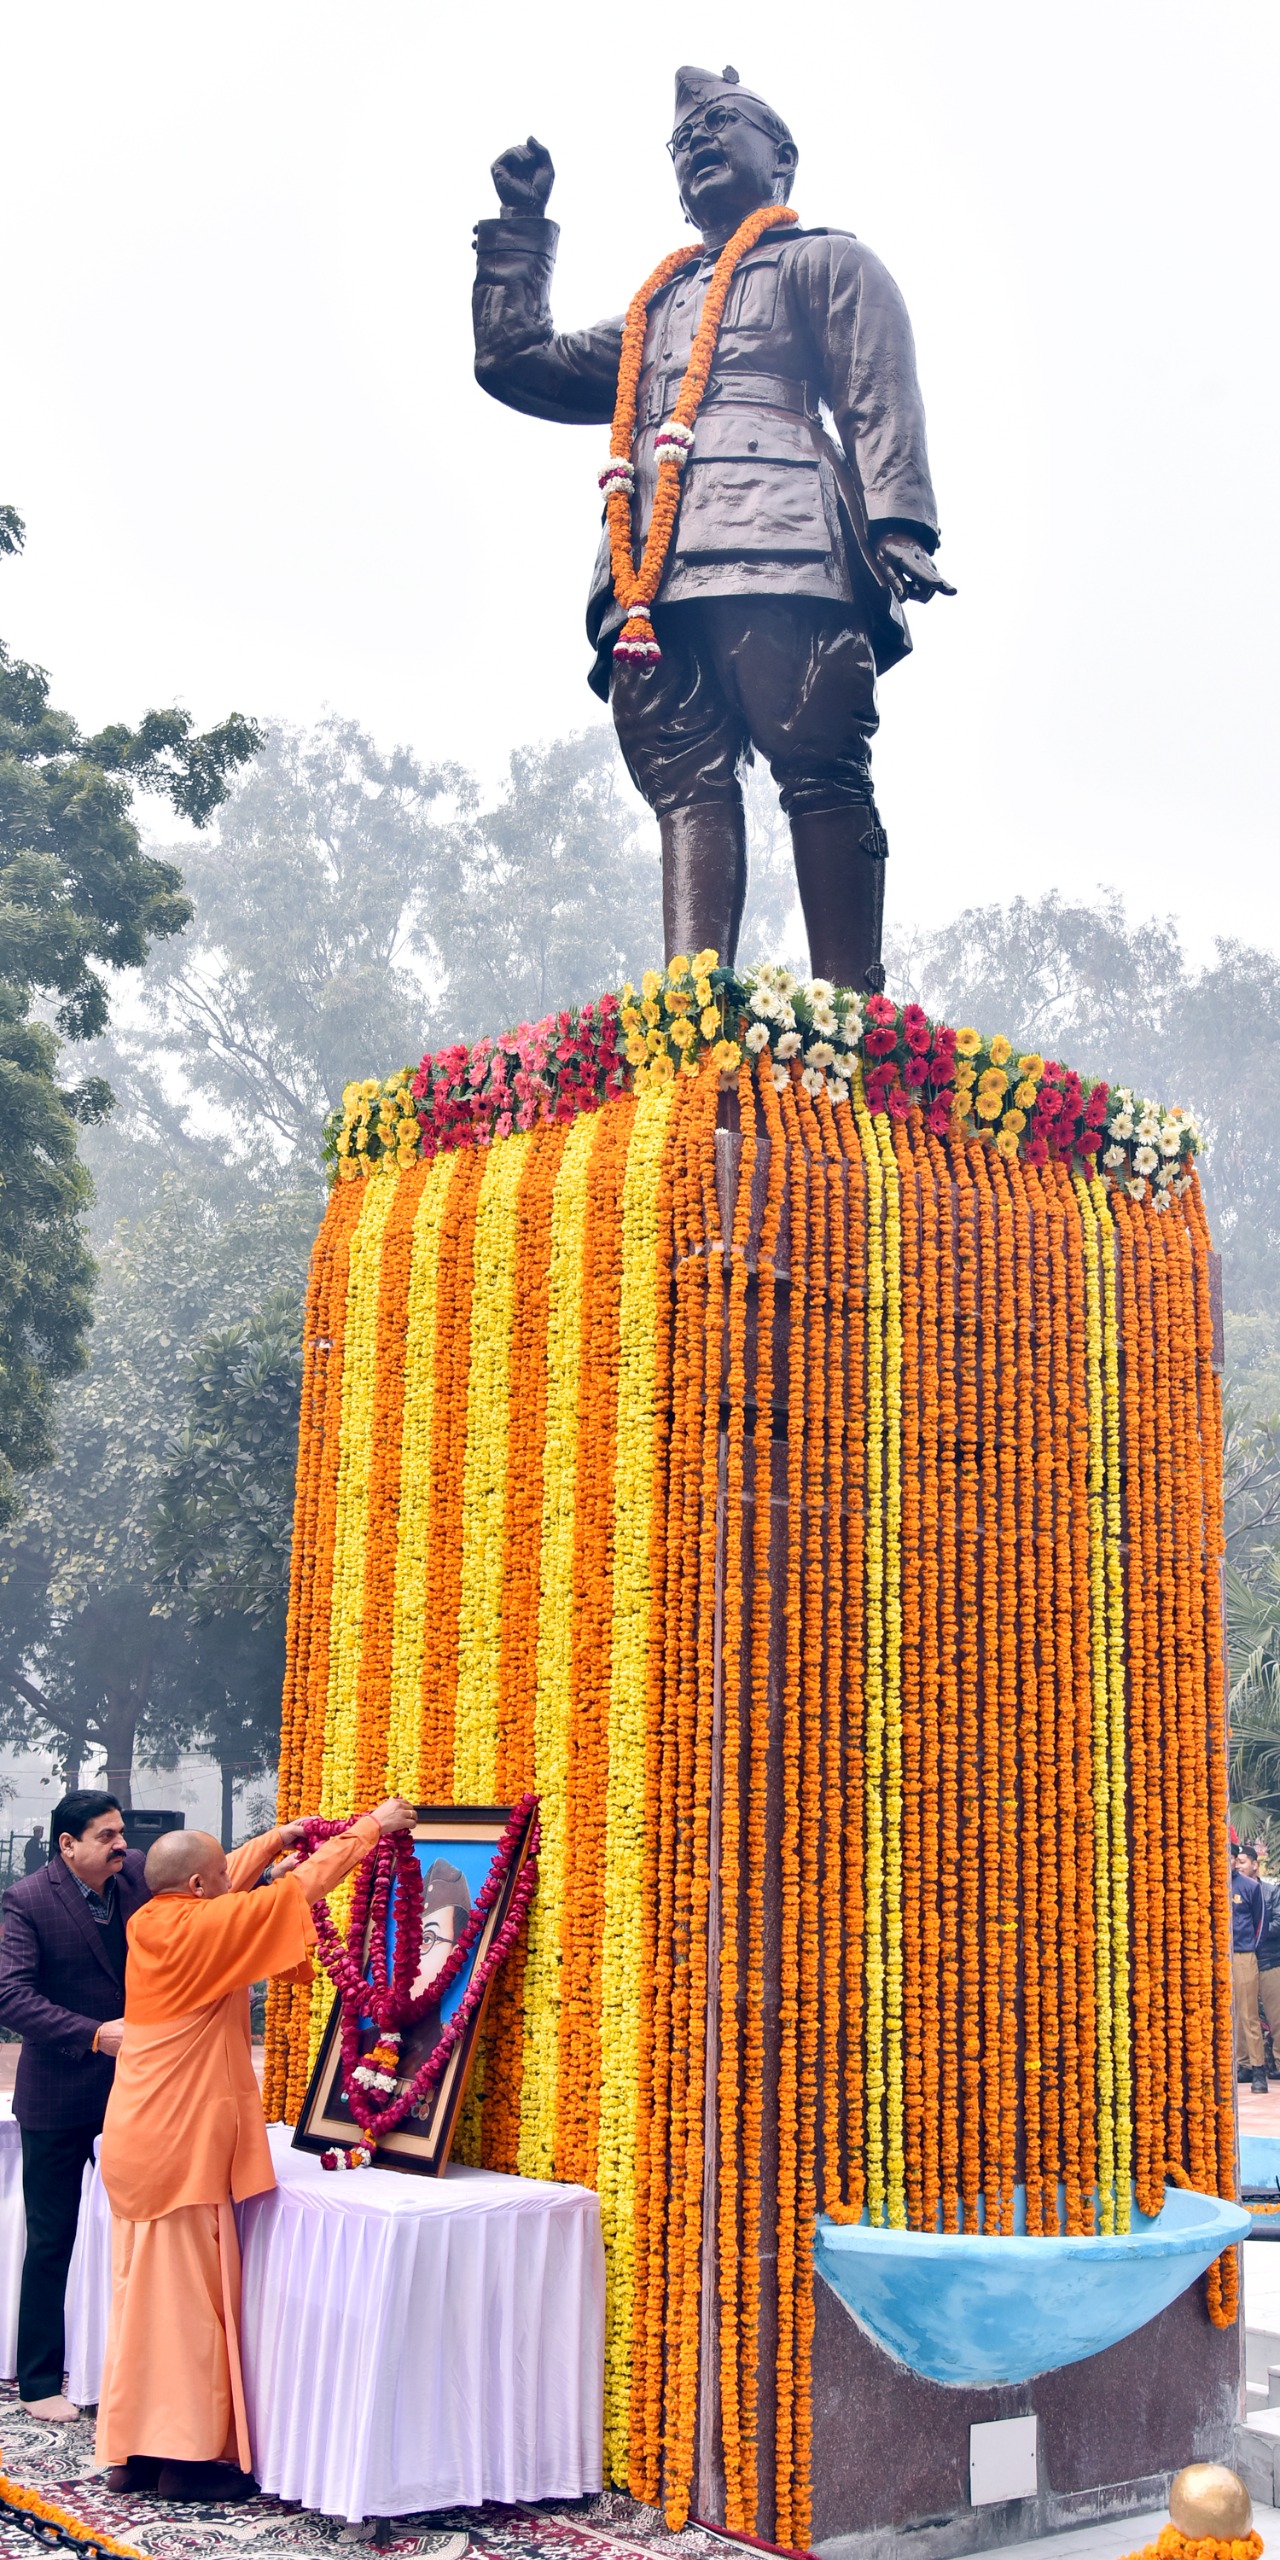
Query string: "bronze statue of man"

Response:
xmin=473 ymin=65 xmax=952 ymax=990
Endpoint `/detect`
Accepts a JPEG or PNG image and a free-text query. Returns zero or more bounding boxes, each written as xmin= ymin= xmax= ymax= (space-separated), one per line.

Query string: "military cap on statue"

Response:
xmin=670 ymin=64 xmax=796 ymax=152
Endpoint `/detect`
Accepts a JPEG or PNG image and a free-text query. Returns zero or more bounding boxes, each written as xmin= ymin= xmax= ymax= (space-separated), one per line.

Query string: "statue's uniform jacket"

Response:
xmin=472 ymin=214 xmax=940 ymax=698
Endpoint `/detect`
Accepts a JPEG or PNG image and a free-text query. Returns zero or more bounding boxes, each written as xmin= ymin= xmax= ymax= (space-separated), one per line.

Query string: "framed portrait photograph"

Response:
xmin=293 ymin=1802 xmax=536 ymax=2175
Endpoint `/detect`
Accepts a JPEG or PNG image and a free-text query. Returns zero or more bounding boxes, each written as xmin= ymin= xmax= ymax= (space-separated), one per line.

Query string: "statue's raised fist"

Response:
xmin=491 ymin=136 xmax=555 ymax=214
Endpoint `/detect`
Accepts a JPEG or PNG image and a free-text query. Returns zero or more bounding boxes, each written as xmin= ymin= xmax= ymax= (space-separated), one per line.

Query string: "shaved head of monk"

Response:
xmin=144 ymin=1830 xmax=232 ymax=1899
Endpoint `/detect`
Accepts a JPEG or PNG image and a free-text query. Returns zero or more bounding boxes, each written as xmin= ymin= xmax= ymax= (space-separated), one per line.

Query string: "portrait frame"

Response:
xmin=292 ymin=1801 xmax=536 ymax=2175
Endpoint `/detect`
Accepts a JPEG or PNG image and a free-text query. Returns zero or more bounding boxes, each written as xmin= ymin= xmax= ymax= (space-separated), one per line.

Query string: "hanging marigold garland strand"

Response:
xmin=892 ymin=1114 xmax=925 ymax=2231
xmin=715 ymin=1061 xmax=757 ymax=2533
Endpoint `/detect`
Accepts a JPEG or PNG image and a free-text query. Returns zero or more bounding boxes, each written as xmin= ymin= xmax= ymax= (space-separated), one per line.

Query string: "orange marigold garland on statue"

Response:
xmin=602 ymin=206 xmax=798 ymax=663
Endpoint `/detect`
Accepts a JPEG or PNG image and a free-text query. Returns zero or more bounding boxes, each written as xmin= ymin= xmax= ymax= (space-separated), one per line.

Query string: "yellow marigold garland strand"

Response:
xmin=599 ymin=1086 xmax=673 ymax=2480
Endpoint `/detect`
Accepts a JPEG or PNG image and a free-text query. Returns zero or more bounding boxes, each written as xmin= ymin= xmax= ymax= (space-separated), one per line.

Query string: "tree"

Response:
xmin=150 ymin=1296 xmax=303 ymax=1842
xmin=0 ymin=1182 xmax=314 ymax=1800
xmin=0 ymin=505 xmax=262 ymax=1510
xmin=79 ymin=719 xmax=669 ymax=1219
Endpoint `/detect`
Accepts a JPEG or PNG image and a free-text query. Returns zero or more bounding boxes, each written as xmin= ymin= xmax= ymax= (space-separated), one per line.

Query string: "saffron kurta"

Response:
xmin=95 ymin=1816 xmax=380 ymax=2470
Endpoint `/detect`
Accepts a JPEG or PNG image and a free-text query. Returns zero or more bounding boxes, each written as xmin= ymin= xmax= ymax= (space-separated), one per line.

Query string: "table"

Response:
xmin=2 ymin=2113 xmax=606 ymax=2523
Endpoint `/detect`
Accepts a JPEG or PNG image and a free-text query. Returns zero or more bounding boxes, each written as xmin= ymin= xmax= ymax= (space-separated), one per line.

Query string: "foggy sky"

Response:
xmin=4 ymin=0 xmax=1276 ymax=962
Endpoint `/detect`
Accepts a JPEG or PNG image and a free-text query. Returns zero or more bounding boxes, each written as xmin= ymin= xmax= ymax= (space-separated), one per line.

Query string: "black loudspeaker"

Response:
xmin=121 ymin=1809 xmax=185 ymax=1853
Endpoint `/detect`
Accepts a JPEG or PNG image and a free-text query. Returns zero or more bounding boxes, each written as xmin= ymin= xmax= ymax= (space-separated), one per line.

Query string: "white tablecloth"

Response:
xmin=241 ymin=2131 xmax=605 ymax=2520
xmin=2 ymin=2110 xmax=605 ymax=2523
xmin=0 ymin=2099 xmax=102 ymax=2392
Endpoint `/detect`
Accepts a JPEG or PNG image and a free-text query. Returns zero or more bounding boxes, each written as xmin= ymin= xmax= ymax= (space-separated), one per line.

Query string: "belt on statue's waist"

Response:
xmin=640 ymin=370 xmax=818 ymax=428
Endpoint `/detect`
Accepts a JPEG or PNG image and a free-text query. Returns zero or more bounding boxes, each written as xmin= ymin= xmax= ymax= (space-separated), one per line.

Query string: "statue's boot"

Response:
xmin=789 ymin=805 xmax=890 ymax=992
xmin=660 ymin=803 xmax=747 ymax=969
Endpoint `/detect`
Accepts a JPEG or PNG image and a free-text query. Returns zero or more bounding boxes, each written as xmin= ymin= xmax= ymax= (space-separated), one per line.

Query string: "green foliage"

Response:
xmin=0 ymin=504 xmax=263 ymax=1518
xmin=0 ymin=1182 xmax=314 ymax=1798
xmin=150 ymin=1293 xmax=302 ymax=1633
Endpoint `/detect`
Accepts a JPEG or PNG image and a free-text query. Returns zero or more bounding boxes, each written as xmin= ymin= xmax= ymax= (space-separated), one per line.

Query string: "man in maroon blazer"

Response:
xmin=0 ymin=1792 xmax=149 ymax=2419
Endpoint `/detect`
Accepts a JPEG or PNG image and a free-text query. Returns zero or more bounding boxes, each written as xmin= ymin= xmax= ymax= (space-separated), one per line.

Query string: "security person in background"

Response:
xmin=1252 ymin=1843 xmax=1280 ymax=2080
xmin=0 ymin=1792 xmax=149 ymax=2420
xmin=1232 ymin=1839 xmax=1268 ymax=2097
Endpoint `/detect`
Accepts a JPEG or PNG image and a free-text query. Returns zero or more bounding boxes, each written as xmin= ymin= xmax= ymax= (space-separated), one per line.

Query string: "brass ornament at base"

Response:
xmin=1169 ymin=2465 xmax=1253 ymax=2541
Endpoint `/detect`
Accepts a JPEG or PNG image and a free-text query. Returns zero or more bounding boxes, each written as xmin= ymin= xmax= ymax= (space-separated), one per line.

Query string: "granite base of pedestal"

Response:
xmin=808 ymin=2268 xmax=1240 ymax=2560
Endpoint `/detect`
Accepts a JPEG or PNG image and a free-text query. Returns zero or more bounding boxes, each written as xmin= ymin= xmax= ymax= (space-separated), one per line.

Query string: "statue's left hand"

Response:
xmin=871 ymin=530 xmax=957 ymax=604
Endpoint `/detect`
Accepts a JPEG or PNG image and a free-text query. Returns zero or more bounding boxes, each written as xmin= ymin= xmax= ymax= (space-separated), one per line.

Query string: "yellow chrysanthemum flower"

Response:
xmin=621 ymin=981 xmax=636 ymax=1003
xmin=641 ymin=970 xmax=661 ymax=1001
xmin=975 ymin=1090 xmax=1003 ymax=1121
xmin=679 ymin=1053 xmax=699 ymax=1076
xmin=995 ymin=1129 xmax=1020 ymax=1159
xmin=989 ymin=1034 xmax=1013 ymax=1067
xmin=978 ymin=1066 xmax=1008 ymax=1093
xmin=625 ymin=1033 xmax=649 ymax=1065
xmin=670 ymin=1017 xmax=695 ymax=1050
xmin=1017 ymin=1053 xmax=1045 ymax=1079
xmin=712 ymin=1038 xmax=742 ymax=1073
xmin=361 ymin=1078 xmax=380 ymax=1098
xmin=953 ymin=1062 xmax=976 ymax=1087
xmin=695 ymin=977 xmax=713 ymax=1009
xmin=699 ymin=1005 xmax=720 ymax=1039
xmin=692 ymin=947 xmax=719 ymax=975
xmin=621 ymin=1006 xmax=642 ymax=1032
xmin=649 ymin=1051 xmax=675 ymax=1084
xmin=955 ymin=1027 xmax=982 ymax=1057
xmin=646 ymin=1028 xmax=665 ymax=1054
xmin=342 ymin=1083 xmax=361 ymax=1112
xmin=642 ymin=998 xmax=661 ymax=1025
xmin=1014 ymin=1079 xmax=1039 ymax=1109
xmin=665 ymin=988 xmax=693 ymax=1015
xmin=667 ymin=952 xmax=690 ymax=980
xmin=1002 ymin=1106 xmax=1027 ymax=1134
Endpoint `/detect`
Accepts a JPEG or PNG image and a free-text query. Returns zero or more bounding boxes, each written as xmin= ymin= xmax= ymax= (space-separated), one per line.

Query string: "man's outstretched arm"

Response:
xmin=473 ymin=136 xmax=621 ymax=426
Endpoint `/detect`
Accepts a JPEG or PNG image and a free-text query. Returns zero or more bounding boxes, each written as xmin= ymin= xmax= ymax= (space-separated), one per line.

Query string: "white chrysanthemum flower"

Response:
xmin=829 ymin=1077 xmax=850 ymax=1105
xmin=1103 ymin=1144 xmax=1126 ymax=1169
xmin=1175 ymin=1174 xmax=1193 ymax=1193
xmin=775 ymin=999 xmax=797 ymax=1029
xmin=1109 ymin=1113 xmax=1135 ymax=1139
xmin=1153 ymin=1189 xmax=1172 ymax=1211
xmin=1116 ymin=1086 xmax=1134 ymax=1102
xmin=809 ymin=977 xmax=835 ymax=1003
xmin=771 ymin=1063 xmax=790 ymax=1092
xmin=1133 ymin=1144 xmax=1159 ymax=1173
xmin=1136 ymin=1112 xmax=1160 ymax=1143
xmin=1155 ymin=1163 xmax=1173 ymax=1187
xmin=754 ymin=962 xmax=779 ymax=986
xmin=1127 ymin=1176 xmax=1147 ymax=1200
xmin=811 ymin=1003 xmax=838 ymax=1035
xmin=745 ymin=1022 xmax=771 ymax=1053
xmin=749 ymin=987 xmax=776 ymax=1018
xmin=1159 ymin=1127 xmax=1181 ymax=1154
xmin=808 ymin=1040 xmax=836 ymax=1068
xmin=840 ymin=1008 xmax=863 ymax=1041
xmin=801 ymin=1066 xmax=825 ymax=1097
xmin=775 ymin=970 xmax=797 ymax=998
xmin=776 ymin=1030 xmax=802 ymax=1059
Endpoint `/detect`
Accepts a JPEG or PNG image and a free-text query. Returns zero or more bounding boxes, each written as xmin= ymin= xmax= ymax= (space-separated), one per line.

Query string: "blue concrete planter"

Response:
xmin=814 ymin=2185 xmax=1251 ymax=2386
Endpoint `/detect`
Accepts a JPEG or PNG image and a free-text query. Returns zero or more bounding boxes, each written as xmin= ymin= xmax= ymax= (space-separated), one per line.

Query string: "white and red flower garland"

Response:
xmin=302 ymin=1796 xmax=540 ymax=2156
xmin=325 ymin=961 xmax=1201 ymax=1205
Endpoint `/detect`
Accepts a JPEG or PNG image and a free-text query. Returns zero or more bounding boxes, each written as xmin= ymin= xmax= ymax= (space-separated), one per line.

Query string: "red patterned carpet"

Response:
xmin=0 ymin=2384 xmax=730 ymax=2560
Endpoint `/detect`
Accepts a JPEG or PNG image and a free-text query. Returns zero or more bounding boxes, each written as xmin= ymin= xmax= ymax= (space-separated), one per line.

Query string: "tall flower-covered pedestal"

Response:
xmin=265 ymin=979 xmax=1236 ymax=2558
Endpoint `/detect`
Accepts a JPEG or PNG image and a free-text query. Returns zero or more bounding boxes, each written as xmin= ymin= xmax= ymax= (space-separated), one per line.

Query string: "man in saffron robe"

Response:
xmin=95 ymin=1793 xmax=416 ymax=2502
